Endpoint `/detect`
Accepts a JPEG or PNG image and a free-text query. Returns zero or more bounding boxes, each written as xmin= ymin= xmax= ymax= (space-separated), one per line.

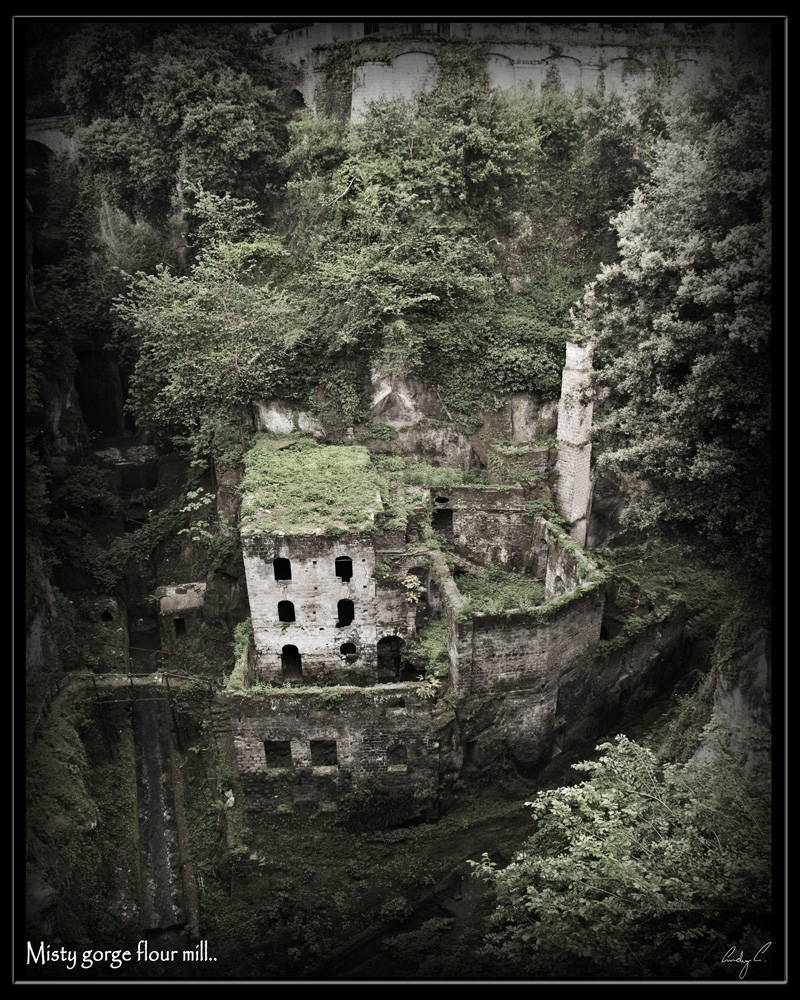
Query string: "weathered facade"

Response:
xmin=240 ymin=530 xmax=417 ymax=686
xmin=266 ymin=21 xmax=713 ymax=123
xmin=231 ymin=449 xmax=688 ymax=817
xmin=230 ymin=688 xmax=439 ymax=815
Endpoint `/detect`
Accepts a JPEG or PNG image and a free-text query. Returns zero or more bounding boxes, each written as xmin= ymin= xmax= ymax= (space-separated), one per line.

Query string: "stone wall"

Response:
xmin=453 ymin=588 xmax=604 ymax=697
xmin=267 ymin=22 xmax=714 ymax=122
xmin=442 ymin=486 xmax=535 ymax=574
xmin=229 ymin=687 xmax=439 ymax=813
xmin=240 ymin=531 xmax=415 ymax=684
xmin=554 ymin=341 xmax=594 ymax=544
xmin=447 ymin=594 xmax=689 ymax=772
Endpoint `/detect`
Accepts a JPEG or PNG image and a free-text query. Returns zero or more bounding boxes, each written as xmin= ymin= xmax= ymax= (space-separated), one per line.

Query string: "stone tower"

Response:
xmin=554 ymin=341 xmax=593 ymax=547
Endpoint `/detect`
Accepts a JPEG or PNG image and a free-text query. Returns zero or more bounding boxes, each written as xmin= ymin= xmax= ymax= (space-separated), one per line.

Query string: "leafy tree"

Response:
xmin=279 ymin=87 xmax=587 ymax=414
xmin=56 ymin=22 xmax=295 ymax=220
xmin=576 ymin=35 xmax=773 ymax=599
xmin=113 ymin=231 xmax=304 ymax=451
xmin=471 ymin=723 xmax=773 ymax=980
xmin=576 ymin=90 xmax=651 ymax=217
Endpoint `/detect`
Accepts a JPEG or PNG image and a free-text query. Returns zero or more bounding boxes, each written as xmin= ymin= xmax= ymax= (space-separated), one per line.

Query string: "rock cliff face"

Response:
xmin=711 ymin=629 xmax=772 ymax=732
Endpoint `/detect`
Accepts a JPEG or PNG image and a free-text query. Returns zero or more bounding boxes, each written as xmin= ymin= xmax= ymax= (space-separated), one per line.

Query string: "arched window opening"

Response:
xmin=335 ymin=556 xmax=353 ymax=583
xmin=273 ymin=558 xmax=292 ymax=581
xmin=434 ymin=496 xmax=450 ymax=504
xmin=340 ymin=642 xmax=358 ymax=662
xmin=336 ymin=599 xmax=354 ymax=627
xmin=101 ymin=609 xmax=113 ymax=622
xmin=281 ymin=644 xmax=302 ymax=680
xmin=278 ymin=600 xmax=296 ymax=623
xmin=377 ymin=635 xmax=404 ymax=680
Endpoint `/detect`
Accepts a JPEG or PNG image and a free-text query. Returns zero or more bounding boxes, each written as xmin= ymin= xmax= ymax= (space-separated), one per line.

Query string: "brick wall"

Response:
xmin=229 ymin=688 xmax=439 ymax=813
xmin=241 ymin=532 xmax=413 ymax=684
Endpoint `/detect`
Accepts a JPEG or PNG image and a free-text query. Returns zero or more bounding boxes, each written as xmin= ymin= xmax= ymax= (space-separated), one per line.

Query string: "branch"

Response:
xmin=324 ymin=176 xmax=356 ymax=207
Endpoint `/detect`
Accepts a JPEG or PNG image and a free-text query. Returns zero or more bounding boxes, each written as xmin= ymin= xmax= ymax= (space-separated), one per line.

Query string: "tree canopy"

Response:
xmin=471 ymin=723 xmax=773 ymax=980
xmin=576 ymin=37 xmax=774 ymax=598
xmin=55 ymin=22 xmax=295 ymax=220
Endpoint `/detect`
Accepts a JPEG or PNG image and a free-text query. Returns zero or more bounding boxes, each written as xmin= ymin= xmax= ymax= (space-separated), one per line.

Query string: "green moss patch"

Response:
xmin=239 ymin=439 xmax=384 ymax=537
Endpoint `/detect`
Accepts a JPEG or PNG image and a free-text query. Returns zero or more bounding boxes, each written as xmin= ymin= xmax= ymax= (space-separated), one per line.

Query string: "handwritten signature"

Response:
xmin=721 ymin=942 xmax=771 ymax=979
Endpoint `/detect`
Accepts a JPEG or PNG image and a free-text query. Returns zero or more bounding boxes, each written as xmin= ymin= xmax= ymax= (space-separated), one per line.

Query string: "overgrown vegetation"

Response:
xmin=578 ymin=35 xmax=773 ymax=607
xmin=239 ymin=439 xmax=384 ymax=536
xmin=456 ymin=567 xmax=546 ymax=616
xmin=26 ymin=702 xmax=142 ymax=956
xmin=471 ymin=722 xmax=773 ymax=979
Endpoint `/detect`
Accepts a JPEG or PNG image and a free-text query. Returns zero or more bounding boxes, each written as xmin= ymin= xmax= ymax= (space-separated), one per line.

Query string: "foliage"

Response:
xmin=577 ymin=36 xmax=773 ymax=602
xmin=337 ymin=782 xmax=433 ymax=832
xmin=471 ymin=722 xmax=772 ymax=979
xmin=524 ymin=497 xmax=566 ymax=528
xmin=456 ymin=567 xmax=546 ymax=616
xmin=406 ymin=618 xmax=451 ymax=678
xmin=56 ymin=22 xmax=295 ymax=220
xmin=400 ymin=574 xmax=425 ymax=604
xmin=598 ymin=542 xmax=726 ymax=618
xmin=239 ymin=439 xmax=383 ymax=536
xmin=278 ymin=86 xmax=584 ymax=414
xmin=113 ymin=239 xmax=303 ymax=447
xmin=414 ymin=676 xmax=442 ymax=700
xmin=400 ymin=462 xmax=468 ymax=490
xmin=575 ymin=90 xmax=651 ymax=217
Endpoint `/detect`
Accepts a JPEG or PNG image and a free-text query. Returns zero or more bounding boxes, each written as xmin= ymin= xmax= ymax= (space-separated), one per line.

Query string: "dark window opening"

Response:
xmin=399 ymin=659 xmax=422 ymax=683
xmin=278 ymin=600 xmax=296 ymax=623
xmin=174 ymin=617 xmax=186 ymax=637
xmin=434 ymin=496 xmax=450 ymax=504
xmin=281 ymin=644 xmax=302 ymax=680
xmin=411 ymin=22 xmax=443 ymax=35
xmin=387 ymin=743 xmax=407 ymax=766
xmin=264 ymin=740 xmax=292 ymax=767
xmin=101 ymin=609 xmax=113 ymax=622
xmin=310 ymin=739 xmax=338 ymax=766
xmin=377 ymin=635 xmax=404 ymax=679
xmin=432 ymin=509 xmax=453 ymax=538
xmin=340 ymin=642 xmax=358 ymax=662
xmin=336 ymin=599 xmax=354 ymax=627
xmin=600 ymin=624 xmax=610 ymax=641
xmin=386 ymin=697 xmax=406 ymax=709
xmin=273 ymin=558 xmax=292 ymax=581
xmin=364 ymin=21 xmax=381 ymax=34
xmin=335 ymin=556 xmax=353 ymax=582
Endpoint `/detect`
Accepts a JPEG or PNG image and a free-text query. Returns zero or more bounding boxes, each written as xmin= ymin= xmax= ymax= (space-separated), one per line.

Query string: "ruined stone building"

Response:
xmin=161 ymin=342 xmax=689 ymax=821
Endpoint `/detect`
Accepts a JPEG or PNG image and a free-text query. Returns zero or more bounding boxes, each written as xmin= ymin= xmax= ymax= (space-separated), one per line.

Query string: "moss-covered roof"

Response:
xmin=239 ymin=438 xmax=384 ymax=537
